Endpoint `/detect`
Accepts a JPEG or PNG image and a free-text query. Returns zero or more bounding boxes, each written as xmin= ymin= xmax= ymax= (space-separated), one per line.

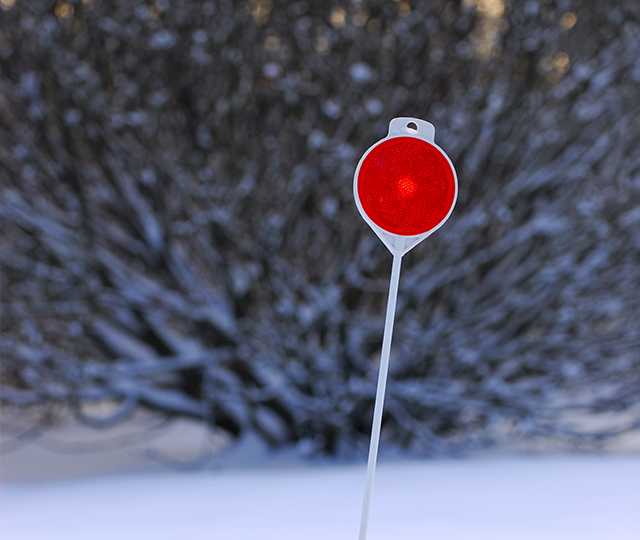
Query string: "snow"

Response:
xmin=149 ymin=30 xmax=177 ymax=50
xmin=262 ymin=62 xmax=281 ymax=79
xmin=2 ymin=453 xmax=640 ymax=540
xmin=350 ymin=62 xmax=374 ymax=83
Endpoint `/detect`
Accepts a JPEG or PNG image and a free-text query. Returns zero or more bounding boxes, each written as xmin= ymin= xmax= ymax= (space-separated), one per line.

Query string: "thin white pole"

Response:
xmin=358 ymin=250 xmax=403 ymax=540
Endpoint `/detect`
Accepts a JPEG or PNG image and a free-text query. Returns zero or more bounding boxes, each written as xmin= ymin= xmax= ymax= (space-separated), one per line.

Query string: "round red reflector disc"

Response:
xmin=357 ymin=137 xmax=456 ymax=236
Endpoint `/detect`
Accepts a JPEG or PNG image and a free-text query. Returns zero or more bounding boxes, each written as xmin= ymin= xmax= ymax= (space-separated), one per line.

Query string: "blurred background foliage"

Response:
xmin=1 ymin=0 xmax=639 ymax=456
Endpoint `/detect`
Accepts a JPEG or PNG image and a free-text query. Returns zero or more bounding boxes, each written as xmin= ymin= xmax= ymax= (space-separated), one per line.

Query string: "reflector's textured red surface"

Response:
xmin=357 ymin=137 xmax=456 ymax=236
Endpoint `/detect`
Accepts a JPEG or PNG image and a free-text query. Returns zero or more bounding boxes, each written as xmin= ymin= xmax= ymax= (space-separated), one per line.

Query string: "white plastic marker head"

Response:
xmin=354 ymin=117 xmax=458 ymax=256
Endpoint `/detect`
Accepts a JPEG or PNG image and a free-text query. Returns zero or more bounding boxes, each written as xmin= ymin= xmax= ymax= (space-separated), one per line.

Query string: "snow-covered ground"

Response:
xmin=2 ymin=449 xmax=640 ymax=540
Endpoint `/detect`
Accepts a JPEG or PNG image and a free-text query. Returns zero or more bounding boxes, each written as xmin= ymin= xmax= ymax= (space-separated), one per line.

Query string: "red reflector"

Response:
xmin=357 ymin=137 xmax=456 ymax=236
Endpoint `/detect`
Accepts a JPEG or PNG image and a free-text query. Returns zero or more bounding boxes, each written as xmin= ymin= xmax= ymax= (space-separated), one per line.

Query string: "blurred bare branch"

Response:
xmin=1 ymin=0 xmax=639 ymax=454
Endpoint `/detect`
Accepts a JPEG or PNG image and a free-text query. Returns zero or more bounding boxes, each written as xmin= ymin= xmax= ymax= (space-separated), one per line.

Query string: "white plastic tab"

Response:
xmin=388 ymin=117 xmax=435 ymax=142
